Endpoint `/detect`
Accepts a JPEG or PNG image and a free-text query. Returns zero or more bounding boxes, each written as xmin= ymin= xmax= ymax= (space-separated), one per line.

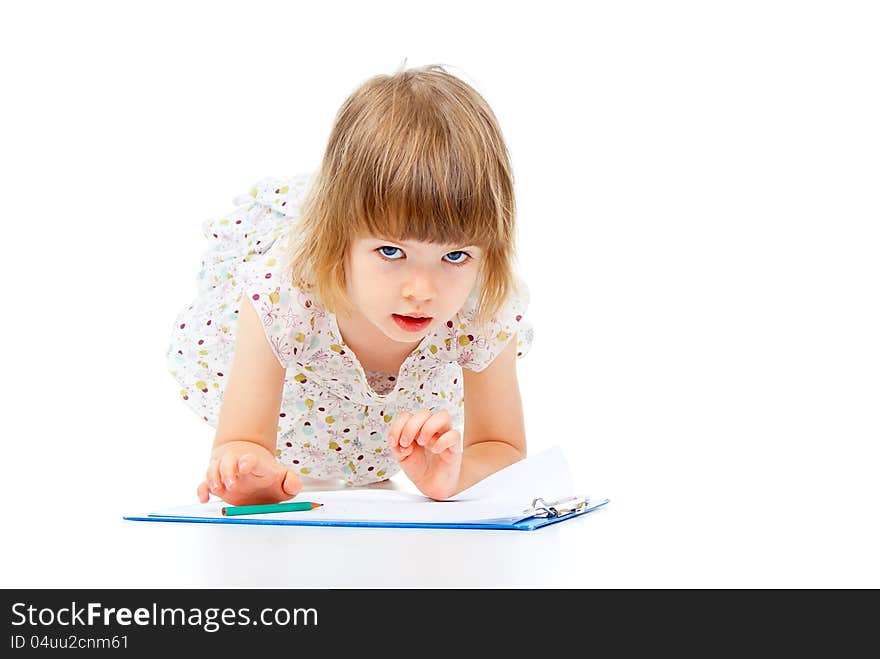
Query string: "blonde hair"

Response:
xmin=286 ymin=61 xmax=521 ymax=331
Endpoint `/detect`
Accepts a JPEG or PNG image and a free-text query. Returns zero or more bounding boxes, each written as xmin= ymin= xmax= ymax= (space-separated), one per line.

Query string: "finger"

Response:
xmin=219 ymin=450 xmax=240 ymax=488
xmin=237 ymin=453 xmax=257 ymax=476
xmin=390 ymin=441 xmax=415 ymax=461
xmin=197 ymin=480 xmax=210 ymax=503
xmin=400 ymin=408 xmax=433 ymax=448
xmin=207 ymin=457 xmax=226 ymax=495
xmin=417 ymin=408 xmax=452 ymax=447
xmin=387 ymin=412 xmax=413 ymax=449
xmin=281 ymin=469 xmax=302 ymax=497
xmin=206 ymin=457 xmax=221 ymax=491
xmin=388 ymin=425 xmax=415 ymax=459
xmin=431 ymin=429 xmax=462 ymax=455
xmin=249 ymin=452 xmax=279 ymax=479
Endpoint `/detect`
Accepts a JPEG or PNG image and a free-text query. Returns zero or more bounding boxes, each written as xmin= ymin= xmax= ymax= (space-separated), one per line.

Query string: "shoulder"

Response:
xmin=240 ymin=247 xmax=320 ymax=369
xmin=234 ymin=175 xmax=319 ymax=368
xmin=425 ymin=276 xmax=535 ymax=373
xmin=200 ymin=171 xmax=315 ymax=248
xmin=233 ymin=171 xmax=316 ymax=219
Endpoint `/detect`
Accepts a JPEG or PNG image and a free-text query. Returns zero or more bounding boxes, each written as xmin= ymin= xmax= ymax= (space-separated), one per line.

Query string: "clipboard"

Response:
xmin=124 ymin=446 xmax=609 ymax=530
xmin=123 ymin=494 xmax=610 ymax=531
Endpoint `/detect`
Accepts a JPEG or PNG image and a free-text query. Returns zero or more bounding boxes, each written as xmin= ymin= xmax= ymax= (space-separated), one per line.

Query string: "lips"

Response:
xmin=392 ymin=313 xmax=433 ymax=332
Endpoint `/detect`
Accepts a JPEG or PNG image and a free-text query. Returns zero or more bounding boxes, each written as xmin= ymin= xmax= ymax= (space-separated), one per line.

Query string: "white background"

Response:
xmin=1 ymin=1 xmax=877 ymax=588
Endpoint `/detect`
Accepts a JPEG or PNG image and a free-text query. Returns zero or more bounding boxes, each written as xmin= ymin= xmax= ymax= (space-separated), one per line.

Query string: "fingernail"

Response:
xmin=416 ymin=434 xmax=425 ymax=446
xmin=211 ymin=481 xmax=219 ymax=490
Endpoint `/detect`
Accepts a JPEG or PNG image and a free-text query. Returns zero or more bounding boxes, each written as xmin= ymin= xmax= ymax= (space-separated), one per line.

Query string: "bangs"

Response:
xmin=352 ymin=168 xmax=496 ymax=248
xmin=288 ymin=63 xmax=518 ymax=329
xmin=328 ymin=72 xmax=509 ymax=249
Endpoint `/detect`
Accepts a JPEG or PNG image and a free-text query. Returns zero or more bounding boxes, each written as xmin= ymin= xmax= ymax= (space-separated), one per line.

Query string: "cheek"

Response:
xmin=346 ymin=253 xmax=377 ymax=291
xmin=454 ymin=265 xmax=480 ymax=290
xmin=443 ymin=270 xmax=479 ymax=305
xmin=353 ymin=265 xmax=394 ymax=300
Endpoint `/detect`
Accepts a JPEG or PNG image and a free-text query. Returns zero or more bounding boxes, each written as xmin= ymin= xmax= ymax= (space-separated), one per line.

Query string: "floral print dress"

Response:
xmin=166 ymin=173 xmax=535 ymax=486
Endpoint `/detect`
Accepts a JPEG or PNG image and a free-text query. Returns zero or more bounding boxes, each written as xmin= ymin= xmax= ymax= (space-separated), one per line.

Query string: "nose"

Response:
xmin=401 ymin=267 xmax=436 ymax=304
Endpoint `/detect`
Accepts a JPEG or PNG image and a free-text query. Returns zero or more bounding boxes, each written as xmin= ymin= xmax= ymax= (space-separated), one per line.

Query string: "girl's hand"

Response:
xmin=196 ymin=440 xmax=302 ymax=506
xmin=387 ymin=408 xmax=462 ymax=500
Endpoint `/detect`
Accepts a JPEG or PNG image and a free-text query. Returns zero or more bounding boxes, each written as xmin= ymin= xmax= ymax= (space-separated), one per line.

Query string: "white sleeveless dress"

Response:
xmin=166 ymin=173 xmax=535 ymax=485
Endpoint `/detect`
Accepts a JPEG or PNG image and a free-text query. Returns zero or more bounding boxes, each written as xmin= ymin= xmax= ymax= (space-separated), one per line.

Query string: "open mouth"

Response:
xmin=392 ymin=314 xmax=433 ymax=332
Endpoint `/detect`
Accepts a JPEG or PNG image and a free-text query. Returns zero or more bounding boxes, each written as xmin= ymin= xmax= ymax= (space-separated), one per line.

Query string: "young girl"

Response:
xmin=166 ymin=63 xmax=535 ymax=505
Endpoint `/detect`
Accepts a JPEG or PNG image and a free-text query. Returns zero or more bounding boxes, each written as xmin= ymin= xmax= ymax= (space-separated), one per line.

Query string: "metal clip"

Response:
xmin=524 ymin=496 xmax=590 ymax=519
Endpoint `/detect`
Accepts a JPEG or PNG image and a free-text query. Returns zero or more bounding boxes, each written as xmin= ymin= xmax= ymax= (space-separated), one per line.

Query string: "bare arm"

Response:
xmin=213 ymin=295 xmax=286 ymax=454
xmin=455 ymin=334 xmax=527 ymax=494
xmin=196 ymin=295 xmax=300 ymax=504
xmin=386 ymin=333 xmax=527 ymax=500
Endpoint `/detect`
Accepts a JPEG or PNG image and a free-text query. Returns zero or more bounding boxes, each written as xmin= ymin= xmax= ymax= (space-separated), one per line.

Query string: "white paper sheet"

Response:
xmin=146 ymin=445 xmax=579 ymax=524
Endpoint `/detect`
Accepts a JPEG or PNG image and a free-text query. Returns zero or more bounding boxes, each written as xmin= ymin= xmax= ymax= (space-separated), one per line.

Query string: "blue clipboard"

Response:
xmin=123 ymin=496 xmax=609 ymax=531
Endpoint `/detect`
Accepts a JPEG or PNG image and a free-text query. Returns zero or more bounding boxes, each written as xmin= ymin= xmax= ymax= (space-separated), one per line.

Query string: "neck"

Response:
xmin=335 ymin=308 xmax=421 ymax=371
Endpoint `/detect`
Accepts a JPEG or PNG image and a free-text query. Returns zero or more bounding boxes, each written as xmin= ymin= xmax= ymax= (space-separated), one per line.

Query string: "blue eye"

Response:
xmin=376 ymin=246 xmax=471 ymax=267
xmin=377 ymin=246 xmax=404 ymax=259
xmin=443 ymin=251 xmax=470 ymax=266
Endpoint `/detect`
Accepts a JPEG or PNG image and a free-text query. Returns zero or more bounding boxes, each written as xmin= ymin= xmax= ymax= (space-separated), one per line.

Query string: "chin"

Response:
xmin=390 ymin=328 xmax=427 ymax=342
xmin=388 ymin=322 xmax=432 ymax=342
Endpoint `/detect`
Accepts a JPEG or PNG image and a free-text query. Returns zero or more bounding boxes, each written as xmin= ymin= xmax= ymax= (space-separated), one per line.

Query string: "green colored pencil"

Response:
xmin=221 ymin=501 xmax=323 ymax=516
